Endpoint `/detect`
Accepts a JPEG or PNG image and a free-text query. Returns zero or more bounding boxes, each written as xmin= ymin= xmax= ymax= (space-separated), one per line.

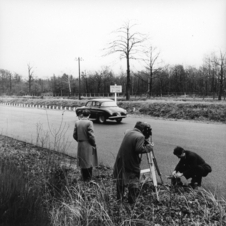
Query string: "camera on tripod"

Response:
xmin=143 ymin=125 xmax=152 ymax=139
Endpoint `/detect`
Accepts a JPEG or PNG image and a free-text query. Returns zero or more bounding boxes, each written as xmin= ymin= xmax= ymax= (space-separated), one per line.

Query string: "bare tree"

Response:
xmin=143 ymin=45 xmax=160 ymax=97
xmin=208 ymin=52 xmax=226 ymax=100
xmin=27 ymin=64 xmax=33 ymax=95
xmin=81 ymin=71 xmax=89 ymax=94
xmin=0 ymin=69 xmax=13 ymax=94
xmin=9 ymin=73 xmax=12 ymax=93
xmin=214 ymin=52 xmax=226 ymax=100
xmin=104 ymin=21 xmax=147 ymax=100
xmin=0 ymin=69 xmax=6 ymax=94
xmin=203 ymin=56 xmax=215 ymax=99
xmin=61 ymin=73 xmax=72 ymax=96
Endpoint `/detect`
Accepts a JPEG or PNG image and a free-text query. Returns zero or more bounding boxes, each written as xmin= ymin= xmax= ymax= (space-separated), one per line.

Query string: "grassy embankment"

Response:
xmin=0 ymin=97 xmax=226 ymax=123
xmin=0 ymin=135 xmax=226 ymax=226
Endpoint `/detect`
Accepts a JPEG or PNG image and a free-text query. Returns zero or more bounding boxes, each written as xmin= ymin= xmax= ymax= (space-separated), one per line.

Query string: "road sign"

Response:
xmin=110 ymin=85 xmax=122 ymax=103
xmin=110 ymin=85 xmax=122 ymax=93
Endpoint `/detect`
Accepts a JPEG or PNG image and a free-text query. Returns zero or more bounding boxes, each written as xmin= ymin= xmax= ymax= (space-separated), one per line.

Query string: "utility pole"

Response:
xmin=75 ymin=57 xmax=83 ymax=100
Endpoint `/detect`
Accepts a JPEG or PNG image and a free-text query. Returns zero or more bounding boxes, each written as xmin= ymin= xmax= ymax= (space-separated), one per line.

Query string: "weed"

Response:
xmin=0 ymin=158 xmax=50 ymax=226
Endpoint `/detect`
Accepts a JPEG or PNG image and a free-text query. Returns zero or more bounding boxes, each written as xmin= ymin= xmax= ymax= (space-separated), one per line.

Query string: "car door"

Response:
xmin=90 ymin=101 xmax=100 ymax=119
xmin=85 ymin=101 xmax=92 ymax=114
xmin=86 ymin=101 xmax=97 ymax=119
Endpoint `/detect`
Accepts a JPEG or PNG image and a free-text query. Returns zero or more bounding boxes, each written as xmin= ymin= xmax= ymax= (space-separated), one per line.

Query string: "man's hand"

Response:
xmin=175 ymin=172 xmax=183 ymax=178
xmin=146 ymin=143 xmax=154 ymax=153
xmin=172 ymin=171 xmax=183 ymax=178
xmin=172 ymin=170 xmax=177 ymax=176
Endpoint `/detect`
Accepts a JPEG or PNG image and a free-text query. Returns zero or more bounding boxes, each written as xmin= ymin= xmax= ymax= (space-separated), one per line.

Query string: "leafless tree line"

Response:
xmin=1 ymin=56 xmax=225 ymax=100
xmin=0 ymin=22 xmax=225 ymax=100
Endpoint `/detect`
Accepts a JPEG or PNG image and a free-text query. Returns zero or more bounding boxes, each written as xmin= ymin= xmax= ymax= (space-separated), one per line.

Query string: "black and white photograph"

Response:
xmin=0 ymin=0 xmax=226 ymax=225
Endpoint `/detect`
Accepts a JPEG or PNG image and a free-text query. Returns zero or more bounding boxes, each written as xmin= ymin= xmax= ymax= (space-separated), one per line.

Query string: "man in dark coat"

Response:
xmin=73 ymin=110 xmax=98 ymax=181
xmin=172 ymin=146 xmax=212 ymax=188
xmin=113 ymin=121 xmax=154 ymax=204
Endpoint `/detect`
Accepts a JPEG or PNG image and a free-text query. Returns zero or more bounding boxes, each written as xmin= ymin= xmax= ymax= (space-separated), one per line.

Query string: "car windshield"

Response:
xmin=101 ymin=101 xmax=117 ymax=107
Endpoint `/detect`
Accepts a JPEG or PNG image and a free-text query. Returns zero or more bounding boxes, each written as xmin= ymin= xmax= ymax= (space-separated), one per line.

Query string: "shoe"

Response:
xmin=188 ymin=182 xmax=201 ymax=189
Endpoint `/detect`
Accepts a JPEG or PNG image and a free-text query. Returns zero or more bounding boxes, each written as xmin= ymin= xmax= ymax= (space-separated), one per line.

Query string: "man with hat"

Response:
xmin=113 ymin=121 xmax=154 ymax=204
xmin=172 ymin=146 xmax=212 ymax=188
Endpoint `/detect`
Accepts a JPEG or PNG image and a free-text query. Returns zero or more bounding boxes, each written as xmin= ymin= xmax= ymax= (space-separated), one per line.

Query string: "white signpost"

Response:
xmin=110 ymin=84 xmax=122 ymax=103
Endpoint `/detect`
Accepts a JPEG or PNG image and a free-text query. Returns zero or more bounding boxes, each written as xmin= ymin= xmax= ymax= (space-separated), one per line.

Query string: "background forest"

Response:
xmin=1 ymin=52 xmax=226 ymax=101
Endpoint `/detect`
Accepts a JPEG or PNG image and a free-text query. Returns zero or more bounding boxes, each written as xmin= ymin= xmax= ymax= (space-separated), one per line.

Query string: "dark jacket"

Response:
xmin=175 ymin=150 xmax=211 ymax=178
xmin=113 ymin=128 xmax=153 ymax=182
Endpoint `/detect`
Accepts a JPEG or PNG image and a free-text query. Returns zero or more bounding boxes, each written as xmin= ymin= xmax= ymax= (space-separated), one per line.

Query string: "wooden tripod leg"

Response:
xmin=146 ymin=153 xmax=159 ymax=201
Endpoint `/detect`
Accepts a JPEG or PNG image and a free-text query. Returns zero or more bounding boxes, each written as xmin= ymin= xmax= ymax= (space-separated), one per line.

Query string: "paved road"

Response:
xmin=0 ymin=105 xmax=225 ymax=197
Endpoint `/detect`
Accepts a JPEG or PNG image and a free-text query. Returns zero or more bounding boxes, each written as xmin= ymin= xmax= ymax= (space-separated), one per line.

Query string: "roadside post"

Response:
xmin=110 ymin=84 xmax=122 ymax=103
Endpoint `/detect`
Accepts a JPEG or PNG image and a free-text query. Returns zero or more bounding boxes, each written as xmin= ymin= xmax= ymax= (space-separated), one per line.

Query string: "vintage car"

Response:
xmin=75 ymin=99 xmax=127 ymax=123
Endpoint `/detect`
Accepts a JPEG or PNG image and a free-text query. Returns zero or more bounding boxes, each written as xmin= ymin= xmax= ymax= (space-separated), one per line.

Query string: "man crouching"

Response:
xmin=172 ymin=146 xmax=212 ymax=188
xmin=113 ymin=121 xmax=154 ymax=204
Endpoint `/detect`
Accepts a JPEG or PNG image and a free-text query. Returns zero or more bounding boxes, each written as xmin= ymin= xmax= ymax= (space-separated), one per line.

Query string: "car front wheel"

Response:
xmin=98 ymin=115 xmax=106 ymax=124
xmin=116 ymin=118 xmax=122 ymax=123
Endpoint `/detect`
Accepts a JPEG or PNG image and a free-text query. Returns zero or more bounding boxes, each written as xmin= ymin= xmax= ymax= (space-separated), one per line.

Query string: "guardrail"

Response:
xmin=0 ymin=102 xmax=76 ymax=111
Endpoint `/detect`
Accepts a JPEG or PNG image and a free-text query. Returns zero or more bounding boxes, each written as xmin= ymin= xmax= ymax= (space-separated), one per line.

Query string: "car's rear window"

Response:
xmin=101 ymin=102 xmax=117 ymax=107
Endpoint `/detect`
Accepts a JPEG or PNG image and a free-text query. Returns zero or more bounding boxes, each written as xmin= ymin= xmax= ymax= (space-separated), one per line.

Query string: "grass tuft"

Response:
xmin=0 ymin=158 xmax=50 ymax=226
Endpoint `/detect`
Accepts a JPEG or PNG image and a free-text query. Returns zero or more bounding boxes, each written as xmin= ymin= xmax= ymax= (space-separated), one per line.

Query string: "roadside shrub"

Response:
xmin=0 ymin=158 xmax=50 ymax=226
xmin=49 ymin=181 xmax=115 ymax=226
xmin=48 ymin=179 xmax=226 ymax=226
xmin=46 ymin=166 xmax=70 ymax=198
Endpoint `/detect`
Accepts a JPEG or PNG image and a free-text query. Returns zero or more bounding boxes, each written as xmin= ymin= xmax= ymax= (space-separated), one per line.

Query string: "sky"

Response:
xmin=0 ymin=0 xmax=226 ymax=79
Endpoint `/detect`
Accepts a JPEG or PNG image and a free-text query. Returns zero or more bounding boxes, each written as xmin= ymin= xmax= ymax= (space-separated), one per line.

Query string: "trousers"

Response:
xmin=183 ymin=163 xmax=212 ymax=186
xmin=116 ymin=172 xmax=140 ymax=204
xmin=81 ymin=167 xmax=92 ymax=181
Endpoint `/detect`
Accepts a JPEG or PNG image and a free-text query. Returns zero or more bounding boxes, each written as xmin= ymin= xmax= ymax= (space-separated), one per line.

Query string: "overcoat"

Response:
xmin=73 ymin=118 xmax=98 ymax=168
xmin=113 ymin=128 xmax=153 ymax=185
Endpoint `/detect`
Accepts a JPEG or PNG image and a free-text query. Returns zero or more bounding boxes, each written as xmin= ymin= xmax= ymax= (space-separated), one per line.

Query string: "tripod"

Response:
xmin=140 ymin=137 xmax=163 ymax=201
